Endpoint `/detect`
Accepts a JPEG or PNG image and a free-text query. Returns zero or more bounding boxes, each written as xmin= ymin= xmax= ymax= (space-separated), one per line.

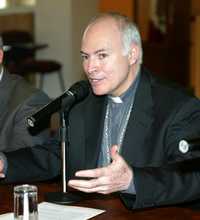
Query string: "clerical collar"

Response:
xmin=0 ymin=67 xmax=3 ymax=82
xmin=108 ymin=72 xmax=141 ymax=104
xmin=109 ymin=96 xmax=123 ymax=103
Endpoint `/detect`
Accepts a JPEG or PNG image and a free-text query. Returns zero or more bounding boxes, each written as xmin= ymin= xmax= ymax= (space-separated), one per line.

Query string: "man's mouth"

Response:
xmin=89 ymin=77 xmax=105 ymax=83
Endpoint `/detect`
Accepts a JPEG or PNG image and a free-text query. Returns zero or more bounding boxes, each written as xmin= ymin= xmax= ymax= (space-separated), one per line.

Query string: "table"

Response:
xmin=0 ymin=182 xmax=200 ymax=220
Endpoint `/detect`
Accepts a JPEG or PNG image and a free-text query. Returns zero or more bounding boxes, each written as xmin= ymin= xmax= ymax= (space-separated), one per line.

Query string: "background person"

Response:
xmin=0 ymin=36 xmax=51 ymax=152
xmin=0 ymin=36 xmax=60 ymax=179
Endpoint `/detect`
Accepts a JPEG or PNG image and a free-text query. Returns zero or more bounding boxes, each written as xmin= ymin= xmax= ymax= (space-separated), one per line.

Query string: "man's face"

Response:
xmin=81 ymin=18 xmax=137 ymax=97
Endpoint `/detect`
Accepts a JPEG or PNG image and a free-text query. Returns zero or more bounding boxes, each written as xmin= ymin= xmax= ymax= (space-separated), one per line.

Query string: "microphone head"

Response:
xmin=69 ymin=80 xmax=90 ymax=102
xmin=26 ymin=80 xmax=90 ymax=129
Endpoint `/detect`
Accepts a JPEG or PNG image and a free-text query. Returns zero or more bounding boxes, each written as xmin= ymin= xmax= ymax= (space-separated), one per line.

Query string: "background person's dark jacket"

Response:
xmin=0 ymin=70 xmax=51 ymax=152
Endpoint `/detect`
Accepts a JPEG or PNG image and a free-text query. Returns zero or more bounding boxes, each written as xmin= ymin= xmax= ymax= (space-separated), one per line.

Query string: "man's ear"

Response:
xmin=128 ymin=44 xmax=139 ymax=65
xmin=0 ymin=49 xmax=4 ymax=64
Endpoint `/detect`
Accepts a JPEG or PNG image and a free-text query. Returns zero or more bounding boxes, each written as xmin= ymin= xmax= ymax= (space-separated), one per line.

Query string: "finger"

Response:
xmin=0 ymin=173 xmax=5 ymax=178
xmin=68 ymin=174 xmax=112 ymax=189
xmin=68 ymin=178 xmax=98 ymax=189
xmin=75 ymin=167 xmax=107 ymax=178
xmin=110 ymin=145 xmax=121 ymax=162
xmin=0 ymin=160 xmax=4 ymax=171
xmin=69 ymin=184 xmax=111 ymax=194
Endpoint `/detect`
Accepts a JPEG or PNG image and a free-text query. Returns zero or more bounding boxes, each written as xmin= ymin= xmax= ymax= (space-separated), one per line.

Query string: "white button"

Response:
xmin=179 ymin=140 xmax=189 ymax=154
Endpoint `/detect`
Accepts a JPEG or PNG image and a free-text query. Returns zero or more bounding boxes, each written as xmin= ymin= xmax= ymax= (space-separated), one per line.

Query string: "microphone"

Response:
xmin=27 ymin=80 xmax=89 ymax=128
xmin=179 ymin=139 xmax=200 ymax=154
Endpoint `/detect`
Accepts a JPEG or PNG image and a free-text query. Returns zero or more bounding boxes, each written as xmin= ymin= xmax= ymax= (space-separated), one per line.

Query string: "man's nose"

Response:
xmin=87 ymin=58 xmax=99 ymax=74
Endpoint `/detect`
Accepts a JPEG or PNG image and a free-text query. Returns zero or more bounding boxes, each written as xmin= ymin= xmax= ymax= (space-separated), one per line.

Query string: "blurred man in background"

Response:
xmin=0 ymin=36 xmax=60 ymax=177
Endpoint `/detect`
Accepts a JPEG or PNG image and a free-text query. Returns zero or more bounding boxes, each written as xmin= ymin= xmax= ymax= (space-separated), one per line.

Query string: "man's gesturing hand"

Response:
xmin=68 ymin=145 xmax=133 ymax=194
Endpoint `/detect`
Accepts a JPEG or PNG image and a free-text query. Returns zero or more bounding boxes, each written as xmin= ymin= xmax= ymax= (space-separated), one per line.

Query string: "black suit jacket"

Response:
xmin=4 ymin=67 xmax=200 ymax=209
xmin=67 ymin=67 xmax=200 ymax=209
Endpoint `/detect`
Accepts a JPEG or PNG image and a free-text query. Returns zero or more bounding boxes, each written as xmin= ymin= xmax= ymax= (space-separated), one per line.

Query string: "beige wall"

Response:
xmin=35 ymin=0 xmax=98 ymax=98
xmin=71 ymin=0 xmax=99 ymax=82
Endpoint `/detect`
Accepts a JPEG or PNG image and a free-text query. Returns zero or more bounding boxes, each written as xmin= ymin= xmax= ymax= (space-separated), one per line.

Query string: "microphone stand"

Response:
xmin=45 ymin=111 xmax=82 ymax=204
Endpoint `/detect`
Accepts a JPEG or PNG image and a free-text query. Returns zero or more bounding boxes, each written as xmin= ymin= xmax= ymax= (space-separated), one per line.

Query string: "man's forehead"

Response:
xmin=83 ymin=17 xmax=120 ymax=39
xmin=88 ymin=16 xmax=117 ymax=29
xmin=82 ymin=27 xmax=121 ymax=49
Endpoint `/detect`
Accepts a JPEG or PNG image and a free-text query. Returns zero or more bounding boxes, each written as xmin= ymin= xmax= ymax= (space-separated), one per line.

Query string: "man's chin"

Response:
xmin=92 ymin=88 xmax=108 ymax=96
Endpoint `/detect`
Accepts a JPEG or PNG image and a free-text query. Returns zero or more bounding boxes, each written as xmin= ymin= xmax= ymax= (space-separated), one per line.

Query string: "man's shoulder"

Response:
xmin=4 ymin=72 xmax=50 ymax=109
xmin=4 ymin=72 xmax=35 ymax=93
xmin=141 ymin=68 xmax=200 ymax=120
xmin=142 ymin=67 xmax=195 ymax=102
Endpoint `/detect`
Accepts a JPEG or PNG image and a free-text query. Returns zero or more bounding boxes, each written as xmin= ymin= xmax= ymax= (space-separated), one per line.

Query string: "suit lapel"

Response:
xmin=121 ymin=70 xmax=155 ymax=166
xmin=84 ymin=94 xmax=107 ymax=169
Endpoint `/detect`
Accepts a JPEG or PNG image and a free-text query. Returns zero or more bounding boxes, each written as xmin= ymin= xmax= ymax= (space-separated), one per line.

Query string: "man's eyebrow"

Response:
xmin=80 ymin=49 xmax=108 ymax=55
xmin=80 ymin=51 xmax=87 ymax=55
xmin=94 ymin=49 xmax=107 ymax=54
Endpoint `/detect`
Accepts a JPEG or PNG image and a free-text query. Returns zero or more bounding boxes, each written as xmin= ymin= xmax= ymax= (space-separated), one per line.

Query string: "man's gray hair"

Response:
xmin=86 ymin=12 xmax=143 ymax=65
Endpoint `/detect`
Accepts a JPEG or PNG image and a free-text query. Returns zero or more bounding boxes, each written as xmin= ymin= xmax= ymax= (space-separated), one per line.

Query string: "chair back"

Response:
xmin=1 ymin=30 xmax=35 ymax=73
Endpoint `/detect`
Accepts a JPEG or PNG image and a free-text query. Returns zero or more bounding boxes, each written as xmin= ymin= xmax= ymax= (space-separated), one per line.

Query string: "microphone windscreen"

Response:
xmin=69 ymin=80 xmax=90 ymax=101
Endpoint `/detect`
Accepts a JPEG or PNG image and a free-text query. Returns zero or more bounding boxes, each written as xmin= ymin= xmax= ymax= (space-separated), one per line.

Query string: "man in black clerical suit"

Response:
xmin=1 ymin=13 xmax=200 ymax=210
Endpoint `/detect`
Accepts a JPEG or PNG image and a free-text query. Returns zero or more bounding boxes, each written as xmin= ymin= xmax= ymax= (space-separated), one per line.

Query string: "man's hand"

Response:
xmin=68 ymin=145 xmax=133 ymax=194
xmin=0 ymin=159 xmax=5 ymax=178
